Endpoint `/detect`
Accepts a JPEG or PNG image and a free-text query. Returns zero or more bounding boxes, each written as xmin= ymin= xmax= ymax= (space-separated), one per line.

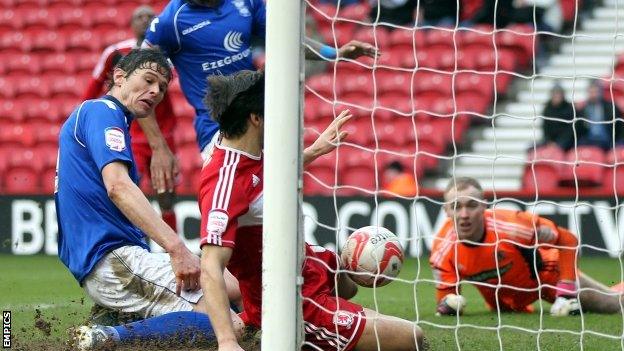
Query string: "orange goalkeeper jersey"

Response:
xmin=429 ymin=209 xmax=578 ymax=312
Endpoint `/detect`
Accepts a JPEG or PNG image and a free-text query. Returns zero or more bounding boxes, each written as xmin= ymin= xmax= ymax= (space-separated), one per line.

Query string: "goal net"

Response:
xmin=298 ymin=0 xmax=624 ymax=349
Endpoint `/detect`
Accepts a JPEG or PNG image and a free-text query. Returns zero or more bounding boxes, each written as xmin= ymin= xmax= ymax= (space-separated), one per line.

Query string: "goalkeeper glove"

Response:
xmin=550 ymin=281 xmax=581 ymax=316
xmin=436 ymin=294 xmax=466 ymax=316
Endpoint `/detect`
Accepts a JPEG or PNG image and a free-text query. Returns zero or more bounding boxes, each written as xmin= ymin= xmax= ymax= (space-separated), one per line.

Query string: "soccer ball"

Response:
xmin=340 ymin=226 xmax=404 ymax=288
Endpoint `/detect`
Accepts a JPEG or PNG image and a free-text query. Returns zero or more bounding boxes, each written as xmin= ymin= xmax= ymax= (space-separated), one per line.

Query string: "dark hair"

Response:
xmin=106 ymin=48 xmax=172 ymax=90
xmin=204 ymin=70 xmax=264 ymax=138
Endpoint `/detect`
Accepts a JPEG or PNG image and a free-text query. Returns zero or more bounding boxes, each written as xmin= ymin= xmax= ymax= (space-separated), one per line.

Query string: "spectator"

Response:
xmin=369 ymin=0 xmax=418 ymax=26
xmin=541 ymin=82 xmax=575 ymax=151
xmin=577 ymin=79 xmax=624 ymax=150
xmin=382 ymin=161 xmax=418 ymax=196
xmin=419 ymin=0 xmax=458 ymax=27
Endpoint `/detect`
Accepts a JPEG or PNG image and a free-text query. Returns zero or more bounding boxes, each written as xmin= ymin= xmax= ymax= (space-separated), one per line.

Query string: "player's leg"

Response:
xmin=157 ymin=190 xmax=178 ymax=232
xmin=355 ymin=308 xmax=424 ymax=351
xmin=308 ymin=244 xmax=358 ymax=300
xmin=578 ymin=272 xmax=624 ymax=313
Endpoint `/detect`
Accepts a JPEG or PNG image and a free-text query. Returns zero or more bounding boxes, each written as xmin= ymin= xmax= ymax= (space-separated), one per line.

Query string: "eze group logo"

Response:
xmin=223 ymin=31 xmax=244 ymax=52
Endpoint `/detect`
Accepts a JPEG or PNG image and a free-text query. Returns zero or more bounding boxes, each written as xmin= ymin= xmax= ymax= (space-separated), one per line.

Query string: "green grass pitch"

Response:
xmin=2 ymin=254 xmax=623 ymax=350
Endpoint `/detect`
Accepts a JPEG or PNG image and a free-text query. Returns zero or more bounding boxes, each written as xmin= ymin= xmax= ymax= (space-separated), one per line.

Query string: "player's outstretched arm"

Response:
xmin=102 ymin=161 xmax=200 ymax=294
xmin=200 ymin=245 xmax=244 ymax=351
xmin=304 ymin=37 xmax=378 ymax=60
xmin=303 ymin=110 xmax=352 ymax=166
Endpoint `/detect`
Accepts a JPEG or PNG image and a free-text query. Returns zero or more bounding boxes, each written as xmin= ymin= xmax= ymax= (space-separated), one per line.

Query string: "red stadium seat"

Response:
xmin=603 ymin=147 xmax=624 ymax=194
xmin=0 ymin=9 xmax=24 ymax=30
xmin=338 ymin=72 xmax=374 ymax=101
xmin=42 ymin=53 xmax=77 ymax=74
xmin=33 ymin=145 xmax=59 ymax=171
xmin=306 ymin=73 xmax=339 ymax=99
xmin=457 ymin=25 xmax=495 ymax=52
xmin=559 ymin=146 xmax=606 ymax=187
xmin=414 ymin=71 xmax=453 ymax=100
xmin=352 ymin=26 xmax=390 ymax=50
xmin=495 ymin=24 xmax=536 ymax=69
xmin=8 ymin=53 xmax=40 ymax=74
xmin=23 ymin=100 xmax=60 ymax=124
xmin=64 ymin=29 xmax=101 ymax=52
xmin=49 ymin=74 xmax=89 ymax=99
xmin=0 ymin=77 xmax=17 ymax=99
xmin=21 ymin=29 xmax=63 ymax=52
xmin=177 ymin=145 xmax=203 ymax=175
xmin=426 ymin=28 xmax=456 ymax=51
xmin=40 ymin=166 xmax=58 ymax=195
xmin=338 ymin=2 xmax=370 ymax=22
xmin=15 ymin=76 xmax=52 ymax=99
xmin=4 ymin=167 xmax=40 ymax=194
xmin=20 ymin=8 xmax=57 ymax=29
xmin=173 ymin=119 xmax=196 ymax=148
xmin=0 ymin=31 xmax=24 ymax=54
xmin=319 ymin=25 xmax=354 ymax=48
xmin=389 ymin=27 xmax=426 ymax=51
xmin=376 ymin=72 xmax=412 ymax=98
xmin=304 ymin=166 xmax=338 ymax=196
xmin=35 ymin=123 xmax=61 ymax=148
xmin=523 ymin=145 xmax=565 ymax=192
xmin=339 ymin=168 xmax=378 ymax=195
xmin=56 ymin=7 xmax=92 ymax=29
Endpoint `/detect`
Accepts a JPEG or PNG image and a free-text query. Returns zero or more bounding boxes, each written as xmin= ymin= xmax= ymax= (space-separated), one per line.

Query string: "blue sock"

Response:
xmin=106 ymin=311 xmax=214 ymax=345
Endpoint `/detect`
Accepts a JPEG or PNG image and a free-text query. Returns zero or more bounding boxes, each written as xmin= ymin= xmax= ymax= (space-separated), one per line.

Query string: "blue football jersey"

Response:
xmin=56 ymin=95 xmax=149 ymax=284
xmin=144 ymin=0 xmax=266 ymax=150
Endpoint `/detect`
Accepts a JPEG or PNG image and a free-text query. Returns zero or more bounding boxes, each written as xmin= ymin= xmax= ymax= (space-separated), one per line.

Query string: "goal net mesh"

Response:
xmin=300 ymin=0 xmax=624 ymax=349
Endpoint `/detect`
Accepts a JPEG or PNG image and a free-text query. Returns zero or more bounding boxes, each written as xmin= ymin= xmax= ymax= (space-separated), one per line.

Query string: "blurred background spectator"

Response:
xmin=382 ymin=161 xmax=418 ymax=196
xmin=368 ymin=0 xmax=418 ymax=26
xmin=577 ymin=79 xmax=624 ymax=151
xmin=541 ymin=82 xmax=575 ymax=151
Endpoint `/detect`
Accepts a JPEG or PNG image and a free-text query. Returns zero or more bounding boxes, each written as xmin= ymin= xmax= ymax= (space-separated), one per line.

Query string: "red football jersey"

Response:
xmin=199 ymin=144 xmax=363 ymax=335
xmin=83 ymin=38 xmax=176 ymax=144
xmin=199 ymin=144 xmax=264 ymax=325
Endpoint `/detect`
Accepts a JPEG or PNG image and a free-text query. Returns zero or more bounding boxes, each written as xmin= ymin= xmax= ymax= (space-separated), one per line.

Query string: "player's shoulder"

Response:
xmin=158 ymin=0 xmax=189 ymax=20
xmin=82 ymin=98 xmax=122 ymax=113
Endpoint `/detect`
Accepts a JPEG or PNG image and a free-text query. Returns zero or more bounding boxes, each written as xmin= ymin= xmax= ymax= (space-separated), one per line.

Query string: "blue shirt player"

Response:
xmin=144 ymin=0 xmax=378 ymax=159
xmin=58 ymin=49 xmax=244 ymax=350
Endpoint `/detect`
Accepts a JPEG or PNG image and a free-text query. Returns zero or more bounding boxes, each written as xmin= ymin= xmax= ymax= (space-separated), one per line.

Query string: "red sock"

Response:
xmin=162 ymin=210 xmax=178 ymax=233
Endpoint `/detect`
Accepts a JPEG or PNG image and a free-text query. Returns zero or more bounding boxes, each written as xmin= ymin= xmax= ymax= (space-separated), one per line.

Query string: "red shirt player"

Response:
xmin=82 ymin=5 xmax=177 ymax=231
xmin=431 ymin=177 xmax=624 ymax=316
xmin=197 ymin=71 xmax=424 ymax=351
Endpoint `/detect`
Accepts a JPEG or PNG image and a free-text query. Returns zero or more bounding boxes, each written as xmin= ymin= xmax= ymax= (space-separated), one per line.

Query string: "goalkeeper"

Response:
xmin=430 ymin=177 xmax=624 ymax=316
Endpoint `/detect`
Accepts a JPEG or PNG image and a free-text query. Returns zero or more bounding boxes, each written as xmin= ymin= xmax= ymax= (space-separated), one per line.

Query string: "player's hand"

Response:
xmin=169 ymin=244 xmax=201 ymax=295
xmin=337 ymin=40 xmax=379 ymax=60
xmin=306 ymin=110 xmax=352 ymax=161
xmin=150 ymin=146 xmax=179 ymax=194
xmin=436 ymin=294 xmax=466 ymax=316
xmin=551 ymin=280 xmax=580 ymax=316
xmin=550 ymin=296 xmax=581 ymax=316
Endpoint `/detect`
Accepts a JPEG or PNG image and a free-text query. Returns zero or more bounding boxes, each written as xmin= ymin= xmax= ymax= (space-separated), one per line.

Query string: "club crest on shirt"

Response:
xmin=208 ymin=210 xmax=229 ymax=237
xmin=231 ymin=0 xmax=250 ymax=17
xmin=333 ymin=311 xmax=354 ymax=329
xmin=104 ymin=127 xmax=126 ymax=152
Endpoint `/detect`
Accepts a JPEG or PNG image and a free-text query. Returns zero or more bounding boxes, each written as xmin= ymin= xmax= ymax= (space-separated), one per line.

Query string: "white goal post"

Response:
xmin=262 ymin=0 xmax=304 ymax=349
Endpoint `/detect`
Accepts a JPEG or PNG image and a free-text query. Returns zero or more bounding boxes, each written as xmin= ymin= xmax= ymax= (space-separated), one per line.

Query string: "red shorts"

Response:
xmin=301 ymin=245 xmax=366 ymax=350
xmin=132 ymin=139 xmax=176 ymax=193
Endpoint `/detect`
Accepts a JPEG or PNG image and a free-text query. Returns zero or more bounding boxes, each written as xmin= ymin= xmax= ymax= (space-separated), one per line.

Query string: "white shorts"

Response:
xmin=82 ymin=245 xmax=203 ymax=319
xmin=200 ymin=132 xmax=221 ymax=163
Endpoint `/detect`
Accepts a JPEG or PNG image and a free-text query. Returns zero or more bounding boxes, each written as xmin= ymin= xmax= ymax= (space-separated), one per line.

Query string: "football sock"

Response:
xmin=161 ymin=210 xmax=178 ymax=232
xmin=109 ymin=311 xmax=214 ymax=345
